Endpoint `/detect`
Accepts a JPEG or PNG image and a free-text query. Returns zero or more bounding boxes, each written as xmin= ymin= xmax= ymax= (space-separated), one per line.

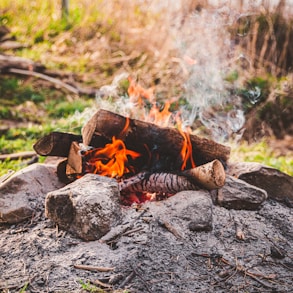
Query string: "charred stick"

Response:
xmin=119 ymin=271 xmax=136 ymax=288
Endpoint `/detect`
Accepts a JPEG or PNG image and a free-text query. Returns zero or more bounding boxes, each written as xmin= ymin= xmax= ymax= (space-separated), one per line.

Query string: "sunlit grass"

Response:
xmin=230 ymin=140 xmax=293 ymax=176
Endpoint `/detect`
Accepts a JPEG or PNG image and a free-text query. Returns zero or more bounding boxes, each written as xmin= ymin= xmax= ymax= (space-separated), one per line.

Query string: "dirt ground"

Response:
xmin=0 ymin=195 xmax=293 ymax=293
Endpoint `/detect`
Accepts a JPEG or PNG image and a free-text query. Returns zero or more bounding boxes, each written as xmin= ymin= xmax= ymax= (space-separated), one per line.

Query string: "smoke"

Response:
xmin=171 ymin=4 xmax=246 ymax=142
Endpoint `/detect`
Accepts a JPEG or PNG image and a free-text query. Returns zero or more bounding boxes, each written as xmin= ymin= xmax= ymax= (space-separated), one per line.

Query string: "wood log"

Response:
xmin=183 ymin=159 xmax=225 ymax=189
xmin=82 ymin=109 xmax=231 ymax=170
xmin=33 ymin=132 xmax=82 ymax=157
xmin=119 ymin=160 xmax=226 ymax=193
xmin=119 ymin=172 xmax=199 ymax=194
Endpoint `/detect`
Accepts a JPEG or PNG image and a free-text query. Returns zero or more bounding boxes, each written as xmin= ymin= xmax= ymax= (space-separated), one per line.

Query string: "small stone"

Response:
xmin=217 ymin=175 xmax=267 ymax=210
xmin=228 ymin=162 xmax=293 ymax=207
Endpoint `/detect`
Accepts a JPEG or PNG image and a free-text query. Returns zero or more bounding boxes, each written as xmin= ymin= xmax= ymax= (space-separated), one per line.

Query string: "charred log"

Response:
xmin=82 ymin=109 xmax=231 ymax=170
xmin=119 ymin=160 xmax=226 ymax=194
xmin=33 ymin=132 xmax=82 ymax=157
xmin=119 ymin=172 xmax=199 ymax=194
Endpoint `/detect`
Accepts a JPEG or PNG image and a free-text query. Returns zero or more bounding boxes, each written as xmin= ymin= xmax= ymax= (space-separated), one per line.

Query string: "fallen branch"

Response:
xmin=8 ymin=68 xmax=80 ymax=95
xmin=0 ymin=151 xmax=37 ymax=161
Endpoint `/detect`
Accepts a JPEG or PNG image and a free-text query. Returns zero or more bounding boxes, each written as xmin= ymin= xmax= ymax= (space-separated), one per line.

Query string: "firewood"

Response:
xmin=82 ymin=109 xmax=230 ymax=169
xmin=182 ymin=159 xmax=226 ymax=189
xmin=119 ymin=160 xmax=225 ymax=194
xmin=119 ymin=171 xmax=199 ymax=194
xmin=33 ymin=132 xmax=82 ymax=157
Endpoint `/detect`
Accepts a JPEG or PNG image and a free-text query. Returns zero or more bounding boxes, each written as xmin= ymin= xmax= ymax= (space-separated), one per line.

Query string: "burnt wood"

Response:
xmin=82 ymin=109 xmax=231 ymax=170
xmin=33 ymin=132 xmax=82 ymax=157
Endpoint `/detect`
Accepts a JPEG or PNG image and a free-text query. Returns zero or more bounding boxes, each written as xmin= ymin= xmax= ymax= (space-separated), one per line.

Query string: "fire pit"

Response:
xmin=28 ymin=107 xmax=274 ymax=242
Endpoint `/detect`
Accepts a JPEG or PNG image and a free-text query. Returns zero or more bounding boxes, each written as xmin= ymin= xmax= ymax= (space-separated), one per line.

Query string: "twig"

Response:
xmin=73 ymin=264 xmax=115 ymax=272
xmin=158 ymin=218 xmax=183 ymax=239
xmin=121 ymin=226 xmax=144 ymax=237
xmin=130 ymin=264 xmax=152 ymax=293
xmin=119 ymin=271 xmax=136 ymax=288
xmin=90 ymin=278 xmax=113 ymax=289
xmin=100 ymin=208 xmax=148 ymax=244
xmin=194 ymin=253 xmax=277 ymax=289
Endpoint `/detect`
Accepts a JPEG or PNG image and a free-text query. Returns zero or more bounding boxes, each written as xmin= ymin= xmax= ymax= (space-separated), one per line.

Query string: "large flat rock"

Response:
xmin=0 ymin=163 xmax=64 ymax=224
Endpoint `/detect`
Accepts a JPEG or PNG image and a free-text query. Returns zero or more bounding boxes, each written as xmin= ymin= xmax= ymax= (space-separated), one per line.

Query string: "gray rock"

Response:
xmin=0 ymin=163 xmax=64 ymax=224
xmin=228 ymin=162 xmax=293 ymax=207
xmin=217 ymin=175 xmax=267 ymax=210
xmin=45 ymin=174 xmax=122 ymax=241
xmin=145 ymin=190 xmax=213 ymax=234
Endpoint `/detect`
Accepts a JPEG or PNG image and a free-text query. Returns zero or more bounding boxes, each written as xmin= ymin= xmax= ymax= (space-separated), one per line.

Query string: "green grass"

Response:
xmin=1 ymin=0 xmax=292 ymax=180
xmin=230 ymin=140 xmax=293 ymax=176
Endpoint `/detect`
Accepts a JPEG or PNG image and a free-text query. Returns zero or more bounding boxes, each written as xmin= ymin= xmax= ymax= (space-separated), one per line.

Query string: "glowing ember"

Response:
xmin=81 ymin=137 xmax=141 ymax=178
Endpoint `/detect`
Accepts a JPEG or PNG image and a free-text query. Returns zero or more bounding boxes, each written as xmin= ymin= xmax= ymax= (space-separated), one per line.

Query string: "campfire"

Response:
xmin=34 ymin=108 xmax=229 ymax=205
xmin=32 ymin=78 xmax=230 ymax=206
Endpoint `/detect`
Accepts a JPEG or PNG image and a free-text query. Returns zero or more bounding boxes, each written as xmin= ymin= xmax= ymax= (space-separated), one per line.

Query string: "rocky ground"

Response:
xmin=0 ymin=162 xmax=293 ymax=293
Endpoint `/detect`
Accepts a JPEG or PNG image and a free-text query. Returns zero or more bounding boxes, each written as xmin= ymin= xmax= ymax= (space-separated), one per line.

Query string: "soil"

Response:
xmin=0 ymin=197 xmax=292 ymax=293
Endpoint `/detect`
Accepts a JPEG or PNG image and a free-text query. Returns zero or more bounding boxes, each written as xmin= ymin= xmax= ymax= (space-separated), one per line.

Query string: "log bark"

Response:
xmin=119 ymin=171 xmax=200 ymax=194
xmin=33 ymin=132 xmax=82 ymax=157
xmin=119 ymin=160 xmax=226 ymax=193
xmin=82 ymin=109 xmax=231 ymax=169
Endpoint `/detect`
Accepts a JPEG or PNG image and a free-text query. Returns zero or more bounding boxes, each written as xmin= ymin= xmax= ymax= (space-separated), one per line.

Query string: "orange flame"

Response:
xmin=82 ymin=137 xmax=141 ymax=178
xmin=128 ymin=76 xmax=155 ymax=105
xmin=176 ymin=118 xmax=196 ymax=171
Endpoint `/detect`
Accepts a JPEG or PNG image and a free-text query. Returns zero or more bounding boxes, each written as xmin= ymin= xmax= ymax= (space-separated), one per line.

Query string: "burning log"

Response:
xmin=119 ymin=160 xmax=226 ymax=194
xmin=82 ymin=109 xmax=230 ymax=169
xmin=119 ymin=171 xmax=199 ymax=194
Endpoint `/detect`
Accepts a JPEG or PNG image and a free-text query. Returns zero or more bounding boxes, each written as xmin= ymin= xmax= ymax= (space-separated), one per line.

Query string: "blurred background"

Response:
xmin=0 ymin=0 xmax=292 ymax=175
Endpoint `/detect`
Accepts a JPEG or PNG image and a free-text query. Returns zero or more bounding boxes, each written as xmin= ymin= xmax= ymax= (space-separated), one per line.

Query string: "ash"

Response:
xmin=1 ymin=200 xmax=293 ymax=293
